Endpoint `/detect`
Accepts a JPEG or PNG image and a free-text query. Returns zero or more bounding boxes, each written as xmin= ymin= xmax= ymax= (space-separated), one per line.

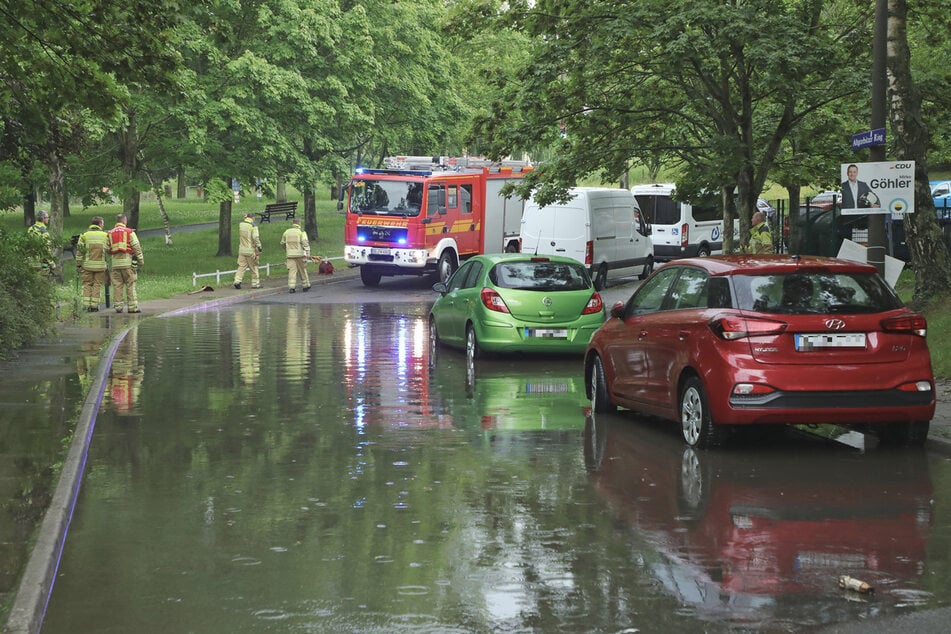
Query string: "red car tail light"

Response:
xmin=881 ymin=313 xmax=927 ymax=337
xmin=709 ymin=316 xmax=787 ymax=340
xmin=584 ymin=240 xmax=593 ymax=265
xmin=732 ymin=383 xmax=777 ymax=396
xmin=680 ymin=222 xmax=689 ymax=248
xmin=582 ymin=292 xmax=603 ymax=315
xmin=896 ymin=381 xmax=933 ymax=393
xmin=480 ymin=287 xmax=510 ymax=313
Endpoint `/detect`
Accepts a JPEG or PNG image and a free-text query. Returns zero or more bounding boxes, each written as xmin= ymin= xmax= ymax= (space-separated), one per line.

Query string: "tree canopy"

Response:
xmin=2 ymin=0 xmax=950 ymax=296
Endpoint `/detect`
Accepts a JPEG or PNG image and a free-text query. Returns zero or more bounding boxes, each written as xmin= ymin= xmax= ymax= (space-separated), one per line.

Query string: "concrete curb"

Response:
xmin=3 ymin=326 xmax=129 ymax=634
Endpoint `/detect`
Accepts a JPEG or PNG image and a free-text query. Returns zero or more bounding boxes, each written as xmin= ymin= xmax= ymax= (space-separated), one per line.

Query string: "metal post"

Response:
xmin=867 ymin=0 xmax=888 ymax=274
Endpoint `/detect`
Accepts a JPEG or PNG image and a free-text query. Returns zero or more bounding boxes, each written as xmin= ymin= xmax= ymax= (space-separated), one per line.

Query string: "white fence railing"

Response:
xmin=192 ymin=256 xmax=345 ymax=287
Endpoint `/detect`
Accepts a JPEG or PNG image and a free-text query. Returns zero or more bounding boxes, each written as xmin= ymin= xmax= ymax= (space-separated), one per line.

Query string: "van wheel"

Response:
xmin=504 ymin=241 xmax=519 ymax=253
xmin=639 ymin=256 xmax=654 ymax=280
xmin=697 ymin=244 xmax=711 ymax=257
xmin=593 ymin=264 xmax=608 ymax=290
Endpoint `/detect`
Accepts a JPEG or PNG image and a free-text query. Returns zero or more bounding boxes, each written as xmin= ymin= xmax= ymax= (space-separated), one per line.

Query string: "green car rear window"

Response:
xmin=490 ymin=261 xmax=591 ymax=291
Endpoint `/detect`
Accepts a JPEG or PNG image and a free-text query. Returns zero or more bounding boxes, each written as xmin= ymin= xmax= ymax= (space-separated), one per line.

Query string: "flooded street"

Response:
xmin=27 ymin=289 xmax=951 ymax=632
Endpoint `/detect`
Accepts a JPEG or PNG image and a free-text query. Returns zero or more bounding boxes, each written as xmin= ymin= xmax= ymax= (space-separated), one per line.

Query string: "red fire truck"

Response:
xmin=342 ymin=155 xmax=533 ymax=286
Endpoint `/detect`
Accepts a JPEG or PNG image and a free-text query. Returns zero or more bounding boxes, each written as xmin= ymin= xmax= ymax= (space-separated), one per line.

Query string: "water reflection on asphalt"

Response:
xmin=37 ymin=303 xmax=951 ymax=632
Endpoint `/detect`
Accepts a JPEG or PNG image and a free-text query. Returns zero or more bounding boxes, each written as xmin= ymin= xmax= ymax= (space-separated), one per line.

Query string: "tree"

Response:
xmin=469 ymin=0 xmax=871 ymax=252
xmin=0 ymin=0 xmax=180 ymax=242
xmin=886 ymin=0 xmax=951 ymax=302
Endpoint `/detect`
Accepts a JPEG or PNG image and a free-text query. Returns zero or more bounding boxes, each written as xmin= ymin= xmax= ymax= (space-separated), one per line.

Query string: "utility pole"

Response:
xmin=867 ymin=0 xmax=888 ymax=275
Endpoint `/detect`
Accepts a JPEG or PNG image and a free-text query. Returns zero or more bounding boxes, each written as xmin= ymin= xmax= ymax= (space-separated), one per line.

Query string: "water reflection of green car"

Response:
xmin=428 ymin=254 xmax=605 ymax=363
xmin=428 ymin=351 xmax=590 ymax=431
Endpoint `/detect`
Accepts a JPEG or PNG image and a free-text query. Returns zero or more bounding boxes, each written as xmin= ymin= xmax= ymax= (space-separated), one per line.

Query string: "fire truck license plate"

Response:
xmin=370 ymin=248 xmax=390 ymax=255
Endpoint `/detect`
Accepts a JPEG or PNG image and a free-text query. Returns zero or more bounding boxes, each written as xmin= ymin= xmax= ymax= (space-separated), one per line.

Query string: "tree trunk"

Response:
xmin=144 ymin=165 xmax=173 ymax=245
xmin=23 ymin=190 xmax=36 ymax=227
xmin=119 ymin=113 xmax=142 ymax=228
xmin=62 ymin=175 xmax=70 ymax=218
xmin=217 ymin=177 xmax=233 ymax=257
xmin=886 ymin=0 xmax=951 ymax=304
xmin=177 ymin=167 xmax=186 ymax=198
xmin=304 ymin=186 xmax=318 ymax=243
xmin=46 ymin=148 xmax=65 ymax=242
xmin=276 ymin=176 xmax=287 ymax=203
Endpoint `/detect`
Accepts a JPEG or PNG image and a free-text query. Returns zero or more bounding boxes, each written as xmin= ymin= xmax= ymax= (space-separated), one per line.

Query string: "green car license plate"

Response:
xmin=526 ymin=327 xmax=568 ymax=339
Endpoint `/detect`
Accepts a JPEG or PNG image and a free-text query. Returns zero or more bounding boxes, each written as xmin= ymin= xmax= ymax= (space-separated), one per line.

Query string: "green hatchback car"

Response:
xmin=428 ymin=254 xmax=605 ymax=363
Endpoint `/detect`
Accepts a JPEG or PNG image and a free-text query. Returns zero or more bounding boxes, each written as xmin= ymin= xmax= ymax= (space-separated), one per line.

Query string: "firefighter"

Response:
xmin=280 ymin=217 xmax=310 ymax=293
xmin=234 ymin=212 xmax=262 ymax=289
xmin=108 ymin=213 xmax=145 ymax=313
xmin=27 ymin=210 xmax=57 ymax=276
xmin=76 ymin=216 xmax=109 ymax=312
xmin=748 ymin=211 xmax=774 ymax=254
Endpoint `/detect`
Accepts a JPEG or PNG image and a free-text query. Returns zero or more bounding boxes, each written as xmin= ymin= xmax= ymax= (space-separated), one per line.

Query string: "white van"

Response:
xmin=630 ymin=183 xmax=724 ymax=261
xmin=519 ymin=187 xmax=654 ymax=289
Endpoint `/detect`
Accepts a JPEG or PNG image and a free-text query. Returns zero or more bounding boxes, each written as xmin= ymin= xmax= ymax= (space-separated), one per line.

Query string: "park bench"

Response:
xmin=256 ymin=201 xmax=298 ymax=223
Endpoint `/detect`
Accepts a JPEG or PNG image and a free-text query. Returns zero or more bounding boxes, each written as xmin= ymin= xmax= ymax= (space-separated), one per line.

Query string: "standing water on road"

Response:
xmin=39 ymin=302 xmax=951 ymax=632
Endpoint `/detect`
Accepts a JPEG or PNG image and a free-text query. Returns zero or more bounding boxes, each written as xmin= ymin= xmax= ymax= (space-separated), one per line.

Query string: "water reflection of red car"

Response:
xmin=583 ymin=412 xmax=933 ymax=625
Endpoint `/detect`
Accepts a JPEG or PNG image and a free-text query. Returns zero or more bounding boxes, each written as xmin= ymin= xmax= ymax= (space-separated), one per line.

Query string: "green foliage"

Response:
xmin=0 ymin=229 xmax=57 ymax=357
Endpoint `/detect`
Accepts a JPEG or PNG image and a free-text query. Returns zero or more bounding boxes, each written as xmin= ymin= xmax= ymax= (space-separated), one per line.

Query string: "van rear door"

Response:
xmin=521 ymin=204 xmax=586 ymax=262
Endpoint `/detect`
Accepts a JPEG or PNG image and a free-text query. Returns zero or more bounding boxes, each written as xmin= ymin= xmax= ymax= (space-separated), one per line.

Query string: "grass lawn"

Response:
xmin=1 ymin=189 xmax=346 ymax=306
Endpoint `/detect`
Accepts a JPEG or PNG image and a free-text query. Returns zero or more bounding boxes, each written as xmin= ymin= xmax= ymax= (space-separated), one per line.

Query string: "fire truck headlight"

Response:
xmin=398 ymin=237 xmax=407 ymax=245
xmin=357 ymin=233 xmax=367 ymax=242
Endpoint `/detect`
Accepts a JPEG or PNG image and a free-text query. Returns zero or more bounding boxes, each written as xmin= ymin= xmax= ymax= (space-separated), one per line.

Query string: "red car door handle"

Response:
xmin=638 ymin=330 xmax=648 ymax=340
xmin=679 ymin=330 xmax=689 ymax=341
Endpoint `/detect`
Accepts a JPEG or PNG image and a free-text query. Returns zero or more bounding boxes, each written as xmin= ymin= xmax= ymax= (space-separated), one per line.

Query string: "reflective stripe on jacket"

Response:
xmin=238 ymin=218 xmax=262 ymax=256
xmin=280 ymin=226 xmax=309 ymax=258
xmin=77 ymin=225 xmax=109 ymax=270
xmin=108 ymin=223 xmax=144 ymax=269
xmin=749 ymin=222 xmax=774 ymax=254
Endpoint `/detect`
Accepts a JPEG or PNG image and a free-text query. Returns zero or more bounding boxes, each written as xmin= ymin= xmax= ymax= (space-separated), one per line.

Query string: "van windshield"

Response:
xmin=349 ymin=179 xmax=423 ymax=216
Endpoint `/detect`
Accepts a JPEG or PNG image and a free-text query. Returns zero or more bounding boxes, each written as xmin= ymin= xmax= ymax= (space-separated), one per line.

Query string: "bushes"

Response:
xmin=0 ymin=228 xmax=57 ymax=358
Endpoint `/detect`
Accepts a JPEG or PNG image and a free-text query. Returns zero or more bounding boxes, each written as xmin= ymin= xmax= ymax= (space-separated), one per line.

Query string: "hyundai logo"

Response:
xmin=824 ymin=319 xmax=846 ymax=330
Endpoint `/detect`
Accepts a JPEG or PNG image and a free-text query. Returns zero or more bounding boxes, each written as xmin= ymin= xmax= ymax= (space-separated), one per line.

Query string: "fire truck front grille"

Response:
xmin=358 ymin=225 xmax=408 ymax=244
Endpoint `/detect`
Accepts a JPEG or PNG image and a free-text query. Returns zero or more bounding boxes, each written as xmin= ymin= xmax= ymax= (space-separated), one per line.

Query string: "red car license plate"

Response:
xmin=795 ymin=333 xmax=867 ymax=351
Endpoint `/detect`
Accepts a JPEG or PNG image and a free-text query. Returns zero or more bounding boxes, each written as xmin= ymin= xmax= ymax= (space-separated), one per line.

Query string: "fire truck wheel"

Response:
xmin=436 ymin=251 xmax=456 ymax=284
xmin=360 ymin=266 xmax=382 ymax=287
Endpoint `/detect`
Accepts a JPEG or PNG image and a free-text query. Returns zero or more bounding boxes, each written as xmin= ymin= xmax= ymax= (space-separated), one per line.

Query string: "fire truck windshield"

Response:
xmin=349 ymin=179 xmax=423 ymax=217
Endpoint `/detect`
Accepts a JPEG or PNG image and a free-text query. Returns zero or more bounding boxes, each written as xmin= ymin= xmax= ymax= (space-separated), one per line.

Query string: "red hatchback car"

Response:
xmin=584 ymin=255 xmax=935 ymax=447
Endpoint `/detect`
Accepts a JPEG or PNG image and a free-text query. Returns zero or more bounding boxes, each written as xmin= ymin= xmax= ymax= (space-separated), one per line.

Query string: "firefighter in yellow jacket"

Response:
xmin=108 ymin=213 xmax=145 ymax=313
xmin=280 ymin=217 xmax=310 ymax=293
xmin=234 ymin=212 xmax=262 ymax=289
xmin=27 ymin=210 xmax=57 ymax=276
xmin=76 ymin=216 xmax=109 ymax=312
